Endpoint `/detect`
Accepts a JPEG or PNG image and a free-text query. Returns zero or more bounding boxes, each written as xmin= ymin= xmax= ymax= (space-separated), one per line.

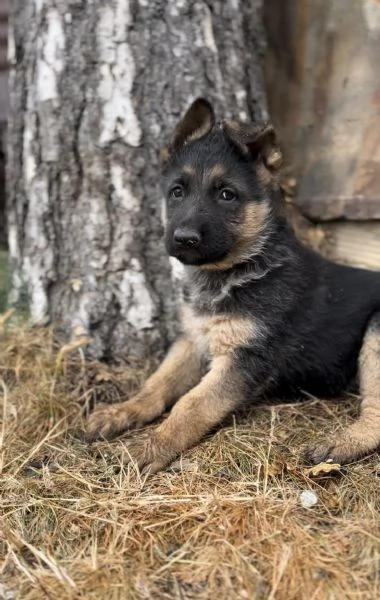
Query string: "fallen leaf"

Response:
xmin=267 ymin=461 xmax=283 ymax=477
xmin=268 ymin=456 xmax=296 ymax=477
xmin=305 ymin=462 xmax=342 ymax=477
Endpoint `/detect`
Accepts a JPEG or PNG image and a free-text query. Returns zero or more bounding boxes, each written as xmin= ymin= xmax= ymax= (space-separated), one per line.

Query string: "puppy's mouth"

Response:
xmin=169 ymin=246 xmax=229 ymax=267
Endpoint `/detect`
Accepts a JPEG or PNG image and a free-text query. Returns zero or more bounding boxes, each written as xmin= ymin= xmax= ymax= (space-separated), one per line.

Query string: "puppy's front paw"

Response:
xmin=86 ymin=402 xmax=140 ymax=442
xmin=124 ymin=432 xmax=178 ymax=475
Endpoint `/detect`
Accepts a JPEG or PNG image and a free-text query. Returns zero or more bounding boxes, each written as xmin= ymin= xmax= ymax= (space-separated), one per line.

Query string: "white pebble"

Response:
xmin=299 ymin=490 xmax=318 ymax=508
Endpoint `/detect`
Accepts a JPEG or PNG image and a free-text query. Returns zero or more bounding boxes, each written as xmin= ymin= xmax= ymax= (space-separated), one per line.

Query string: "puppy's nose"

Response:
xmin=173 ymin=228 xmax=201 ymax=247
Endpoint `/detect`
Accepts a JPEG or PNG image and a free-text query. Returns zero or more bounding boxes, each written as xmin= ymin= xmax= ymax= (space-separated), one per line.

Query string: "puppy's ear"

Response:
xmin=161 ymin=98 xmax=215 ymax=165
xmin=223 ymin=120 xmax=282 ymax=172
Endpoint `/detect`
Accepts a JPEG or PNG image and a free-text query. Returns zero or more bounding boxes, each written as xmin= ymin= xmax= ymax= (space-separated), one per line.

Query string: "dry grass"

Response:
xmin=0 ymin=318 xmax=379 ymax=600
xmin=0 ymin=249 xmax=8 ymax=312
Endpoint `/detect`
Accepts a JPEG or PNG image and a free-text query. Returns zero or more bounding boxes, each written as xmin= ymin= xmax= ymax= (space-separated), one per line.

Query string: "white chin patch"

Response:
xmin=169 ymin=256 xmax=186 ymax=282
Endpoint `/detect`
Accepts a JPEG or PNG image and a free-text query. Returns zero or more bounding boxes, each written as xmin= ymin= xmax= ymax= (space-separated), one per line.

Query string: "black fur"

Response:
xmin=162 ymin=110 xmax=380 ymax=403
xmin=86 ymin=99 xmax=380 ymax=470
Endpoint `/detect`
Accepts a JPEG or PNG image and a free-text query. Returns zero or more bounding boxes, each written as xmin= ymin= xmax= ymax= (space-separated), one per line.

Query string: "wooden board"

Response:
xmin=322 ymin=221 xmax=380 ymax=271
xmin=265 ymin=0 xmax=380 ymax=222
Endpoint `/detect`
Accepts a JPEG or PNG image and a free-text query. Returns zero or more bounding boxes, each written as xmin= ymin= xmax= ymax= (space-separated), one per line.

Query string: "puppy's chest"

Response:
xmin=181 ymin=303 xmax=258 ymax=357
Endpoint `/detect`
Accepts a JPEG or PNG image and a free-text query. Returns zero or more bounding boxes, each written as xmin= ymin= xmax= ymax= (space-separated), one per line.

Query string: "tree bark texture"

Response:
xmin=0 ymin=125 xmax=5 ymax=247
xmin=7 ymin=0 xmax=267 ymax=359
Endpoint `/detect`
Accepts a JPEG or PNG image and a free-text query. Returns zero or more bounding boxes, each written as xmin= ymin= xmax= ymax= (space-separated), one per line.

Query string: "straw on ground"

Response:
xmin=0 ymin=321 xmax=379 ymax=599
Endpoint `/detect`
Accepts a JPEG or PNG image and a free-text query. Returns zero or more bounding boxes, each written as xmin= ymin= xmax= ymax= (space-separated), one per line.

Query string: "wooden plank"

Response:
xmin=265 ymin=0 xmax=380 ymax=222
xmin=297 ymin=196 xmax=380 ymax=221
xmin=322 ymin=221 xmax=380 ymax=270
xmin=0 ymin=0 xmax=8 ymax=18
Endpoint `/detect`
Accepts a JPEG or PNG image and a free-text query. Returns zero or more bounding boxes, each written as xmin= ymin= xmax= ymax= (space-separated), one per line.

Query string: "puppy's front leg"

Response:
xmin=124 ymin=355 xmax=245 ymax=473
xmin=86 ymin=336 xmax=204 ymax=441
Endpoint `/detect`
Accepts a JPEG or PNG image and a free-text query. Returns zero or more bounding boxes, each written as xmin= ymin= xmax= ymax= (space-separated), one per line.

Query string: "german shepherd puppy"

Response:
xmin=86 ymin=99 xmax=380 ymax=473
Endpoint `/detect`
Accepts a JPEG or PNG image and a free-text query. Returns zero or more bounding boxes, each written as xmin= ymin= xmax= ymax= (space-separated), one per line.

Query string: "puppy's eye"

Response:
xmin=170 ymin=185 xmax=184 ymax=199
xmin=219 ymin=189 xmax=236 ymax=203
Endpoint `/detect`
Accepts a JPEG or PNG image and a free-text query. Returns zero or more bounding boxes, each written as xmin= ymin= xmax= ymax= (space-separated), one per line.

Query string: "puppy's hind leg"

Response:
xmin=306 ymin=311 xmax=380 ymax=465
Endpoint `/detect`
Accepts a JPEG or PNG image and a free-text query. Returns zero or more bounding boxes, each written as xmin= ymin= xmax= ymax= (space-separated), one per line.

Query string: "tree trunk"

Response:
xmin=7 ymin=0 xmax=267 ymax=359
xmin=0 ymin=125 xmax=5 ymax=248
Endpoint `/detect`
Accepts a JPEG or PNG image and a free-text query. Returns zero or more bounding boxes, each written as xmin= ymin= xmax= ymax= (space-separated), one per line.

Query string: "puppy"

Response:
xmin=86 ymin=99 xmax=380 ymax=473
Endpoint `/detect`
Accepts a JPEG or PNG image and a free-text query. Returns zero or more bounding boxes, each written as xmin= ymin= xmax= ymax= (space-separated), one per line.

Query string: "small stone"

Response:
xmin=299 ymin=490 xmax=318 ymax=508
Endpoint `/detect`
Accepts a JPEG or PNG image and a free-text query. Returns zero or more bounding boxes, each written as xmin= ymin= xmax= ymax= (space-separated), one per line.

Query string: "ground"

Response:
xmin=0 ymin=315 xmax=379 ymax=600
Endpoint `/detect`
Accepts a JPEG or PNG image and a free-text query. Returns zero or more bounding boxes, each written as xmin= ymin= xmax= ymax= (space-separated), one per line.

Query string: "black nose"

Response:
xmin=173 ymin=228 xmax=201 ymax=248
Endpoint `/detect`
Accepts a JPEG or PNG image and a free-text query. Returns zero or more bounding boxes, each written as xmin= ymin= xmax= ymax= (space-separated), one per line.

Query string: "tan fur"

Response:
xmin=124 ymin=355 xmax=244 ymax=473
xmin=266 ymin=149 xmax=282 ymax=170
xmin=307 ymin=317 xmax=380 ymax=464
xmin=86 ymin=336 xmax=204 ymax=441
xmin=204 ymin=164 xmax=226 ymax=181
xmin=200 ymin=200 xmax=271 ymax=270
xmin=256 ymin=162 xmax=272 ymax=187
xmin=181 ymin=304 xmax=259 ymax=357
xmin=223 ymin=120 xmax=283 ymax=173
xmin=182 ymin=164 xmax=196 ymax=176
xmin=86 ymin=306 xmax=260 ymax=465
xmin=224 ymin=119 xmax=243 ymax=132
xmin=240 ymin=200 xmax=271 ymax=243
xmin=186 ymin=119 xmax=213 ymax=143
xmin=358 ymin=324 xmax=380 ymax=403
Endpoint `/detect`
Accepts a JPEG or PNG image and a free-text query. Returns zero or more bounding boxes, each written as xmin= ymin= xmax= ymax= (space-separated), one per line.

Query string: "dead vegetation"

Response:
xmin=0 ymin=317 xmax=379 ymax=600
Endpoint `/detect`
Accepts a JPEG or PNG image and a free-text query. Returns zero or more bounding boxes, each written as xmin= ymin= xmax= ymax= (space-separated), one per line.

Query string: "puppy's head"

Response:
xmin=161 ymin=99 xmax=282 ymax=269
